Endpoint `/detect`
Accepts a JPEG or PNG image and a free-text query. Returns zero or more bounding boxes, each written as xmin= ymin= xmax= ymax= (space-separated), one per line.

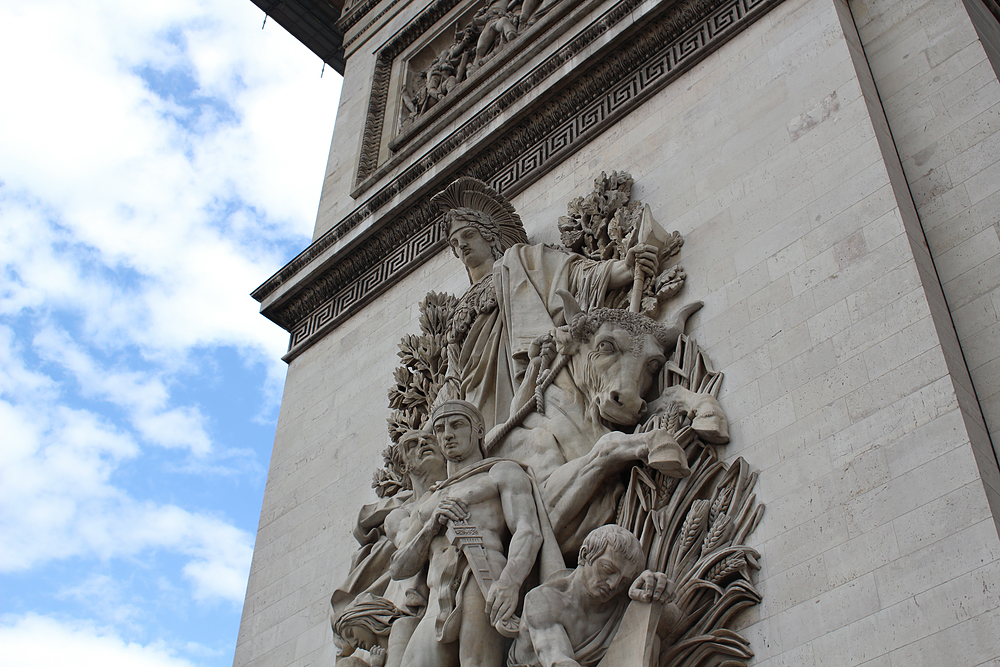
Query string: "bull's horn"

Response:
xmin=662 ymin=300 xmax=703 ymax=343
xmin=556 ymin=289 xmax=583 ymax=322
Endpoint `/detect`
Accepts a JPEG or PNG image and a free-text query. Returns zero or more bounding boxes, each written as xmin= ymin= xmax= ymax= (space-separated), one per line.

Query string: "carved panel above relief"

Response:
xmin=354 ymin=0 xmax=781 ymax=196
xmin=394 ymin=0 xmax=540 ymax=141
xmin=328 ymin=175 xmax=763 ymax=667
xmin=355 ymin=0 xmax=600 ymax=190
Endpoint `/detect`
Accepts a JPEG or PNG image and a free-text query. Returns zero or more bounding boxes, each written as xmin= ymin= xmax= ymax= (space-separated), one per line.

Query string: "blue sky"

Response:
xmin=0 ymin=1 xmax=342 ymax=665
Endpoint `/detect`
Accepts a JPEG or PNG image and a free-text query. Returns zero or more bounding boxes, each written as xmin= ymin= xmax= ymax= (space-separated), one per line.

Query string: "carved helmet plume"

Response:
xmin=432 ymin=177 xmax=528 ymax=259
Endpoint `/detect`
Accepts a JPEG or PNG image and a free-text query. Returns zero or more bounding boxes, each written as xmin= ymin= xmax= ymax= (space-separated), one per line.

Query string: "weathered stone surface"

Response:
xmin=234 ymin=0 xmax=1000 ymax=664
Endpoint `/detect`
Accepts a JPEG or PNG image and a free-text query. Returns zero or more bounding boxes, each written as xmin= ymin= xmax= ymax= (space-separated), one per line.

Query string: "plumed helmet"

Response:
xmin=431 ymin=177 xmax=528 ymax=258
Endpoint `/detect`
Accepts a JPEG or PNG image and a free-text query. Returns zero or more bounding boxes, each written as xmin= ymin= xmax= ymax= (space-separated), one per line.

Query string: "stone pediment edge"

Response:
xmin=254 ymin=0 xmax=784 ymax=360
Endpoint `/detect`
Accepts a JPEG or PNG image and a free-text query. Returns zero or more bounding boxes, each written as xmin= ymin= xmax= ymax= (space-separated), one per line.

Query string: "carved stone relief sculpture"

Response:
xmin=398 ymin=0 xmax=555 ymax=134
xmin=510 ymin=524 xmax=681 ymax=667
xmin=330 ymin=172 xmax=763 ymax=666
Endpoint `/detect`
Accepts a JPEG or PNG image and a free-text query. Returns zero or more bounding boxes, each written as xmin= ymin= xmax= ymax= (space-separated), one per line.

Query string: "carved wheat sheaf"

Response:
xmin=619 ymin=335 xmax=764 ymax=667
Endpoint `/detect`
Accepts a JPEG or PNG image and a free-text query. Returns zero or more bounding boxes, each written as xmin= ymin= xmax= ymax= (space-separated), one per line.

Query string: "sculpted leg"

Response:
xmin=385 ymin=615 xmax=420 ymax=667
xmin=475 ymin=26 xmax=497 ymax=65
xmin=458 ymin=581 xmax=506 ymax=667
xmin=399 ymin=614 xmax=458 ymax=667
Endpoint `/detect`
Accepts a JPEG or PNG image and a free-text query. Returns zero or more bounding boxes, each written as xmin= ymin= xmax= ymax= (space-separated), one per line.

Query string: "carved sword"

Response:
xmin=445 ymin=519 xmax=521 ymax=638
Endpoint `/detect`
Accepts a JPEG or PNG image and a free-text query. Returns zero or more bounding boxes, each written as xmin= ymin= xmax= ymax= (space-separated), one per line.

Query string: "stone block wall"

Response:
xmin=852 ymin=0 xmax=1000 ymax=517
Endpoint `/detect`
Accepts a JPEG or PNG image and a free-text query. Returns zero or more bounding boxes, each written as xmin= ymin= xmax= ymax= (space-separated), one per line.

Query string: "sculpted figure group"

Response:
xmin=331 ymin=176 xmax=748 ymax=667
xmin=400 ymin=0 xmax=560 ymax=132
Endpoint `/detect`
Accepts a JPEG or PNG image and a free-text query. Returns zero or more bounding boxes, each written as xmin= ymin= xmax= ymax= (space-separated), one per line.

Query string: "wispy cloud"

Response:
xmin=0 ymin=326 xmax=254 ymax=599
xmin=0 ymin=615 xmax=198 ymax=667
xmin=0 ymin=0 xmax=336 ymax=372
xmin=0 ymin=0 xmax=340 ymax=662
xmin=33 ymin=327 xmax=213 ymax=455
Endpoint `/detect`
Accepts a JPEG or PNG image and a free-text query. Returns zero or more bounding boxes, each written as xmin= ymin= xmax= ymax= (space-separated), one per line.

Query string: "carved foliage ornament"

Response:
xmin=329 ymin=174 xmax=763 ymax=667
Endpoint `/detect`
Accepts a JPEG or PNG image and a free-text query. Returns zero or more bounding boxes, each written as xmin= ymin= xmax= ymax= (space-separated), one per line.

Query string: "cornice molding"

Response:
xmin=252 ymin=0 xmax=696 ymax=305
xmin=339 ymin=0 xmax=397 ymax=35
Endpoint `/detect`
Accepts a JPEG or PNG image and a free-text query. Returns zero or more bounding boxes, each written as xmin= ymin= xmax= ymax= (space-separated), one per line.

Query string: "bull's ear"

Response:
xmin=556 ymin=288 xmax=583 ymax=322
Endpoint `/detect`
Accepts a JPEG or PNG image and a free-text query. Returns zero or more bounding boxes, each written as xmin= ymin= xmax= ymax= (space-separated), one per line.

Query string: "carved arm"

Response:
xmin=542 ymin=431 xmax=649 ymax=539
xmin=488 ymin=464 xmax=543 ymax=622
xmin=608 ymin=244 xmax=659 ymax=289
xmin=389 ymin=497 xmax=468 ymax=580
xmin=521 ymin=589 xmax=582 ymax=667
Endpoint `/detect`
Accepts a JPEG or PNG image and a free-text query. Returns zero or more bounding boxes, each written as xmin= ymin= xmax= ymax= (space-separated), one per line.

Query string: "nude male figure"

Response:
xmin=382 ymin=429 xmax=449 ymax=666
xmin=509 ymin=524 xmax=679 ymax=667
xmin=331 ymin=429 xmax=447 ymax=667
xmin=389 ymin=400 xmax=544 ymax=667
xmin=383 ymin=429 xmax=448 ymax=543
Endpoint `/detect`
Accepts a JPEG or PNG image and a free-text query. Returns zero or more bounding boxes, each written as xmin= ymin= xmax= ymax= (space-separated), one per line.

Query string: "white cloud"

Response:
xmin=58 ymin=574 xmax=145 ymax=629
xmin=33 ymin=326 xmax=213 ymax=455
xmin=124 ymin=505 xmax=255 ymax=603
xmin=0 ymin=614 xmax=197 ymax=667
xmin=0 ymin=0 xmax=340 ymax=656
xmin=0 ymin=0 xmax=339 ymax=371
xmin=0 ymin=327 xmax=253 ymax=602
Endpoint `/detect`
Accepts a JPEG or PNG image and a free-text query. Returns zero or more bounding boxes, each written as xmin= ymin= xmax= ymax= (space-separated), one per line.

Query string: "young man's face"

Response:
xmin=401 ymin=432 xmax=445 ymax=476
xmin=580 ymin=548 xmax=632 ymax=603
xmin=433 ymin=413 xmax=479 ymax=462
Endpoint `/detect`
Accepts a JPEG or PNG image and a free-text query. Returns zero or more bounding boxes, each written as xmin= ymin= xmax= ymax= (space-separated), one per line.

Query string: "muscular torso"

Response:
xmin=416 ymin=466 xmax=514 ymax=578
xmin=513 ymin=577 xmax=622 ymax=667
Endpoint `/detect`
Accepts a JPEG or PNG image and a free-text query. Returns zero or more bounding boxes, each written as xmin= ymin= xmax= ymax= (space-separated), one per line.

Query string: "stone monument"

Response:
xmin=236 ymin=0 xmax=1000 ymax=665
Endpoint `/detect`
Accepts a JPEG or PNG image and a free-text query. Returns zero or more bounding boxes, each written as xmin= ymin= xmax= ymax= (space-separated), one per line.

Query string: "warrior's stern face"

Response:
xmin=434 ymin=414 xmax=479 ymax=462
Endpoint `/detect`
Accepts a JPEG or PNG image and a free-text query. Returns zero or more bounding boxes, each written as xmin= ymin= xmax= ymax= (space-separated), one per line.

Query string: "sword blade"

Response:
xmin=446 ymin=519 xmax=521 ymax=637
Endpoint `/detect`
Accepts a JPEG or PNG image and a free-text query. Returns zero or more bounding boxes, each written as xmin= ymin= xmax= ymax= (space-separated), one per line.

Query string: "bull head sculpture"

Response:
xmin=554 ymin=290 xmax=702 ymax=427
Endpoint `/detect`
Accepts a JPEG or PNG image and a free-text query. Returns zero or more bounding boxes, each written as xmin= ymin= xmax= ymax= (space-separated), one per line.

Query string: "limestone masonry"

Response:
xmin=236 ymin=0 xmax=1000 ymax=665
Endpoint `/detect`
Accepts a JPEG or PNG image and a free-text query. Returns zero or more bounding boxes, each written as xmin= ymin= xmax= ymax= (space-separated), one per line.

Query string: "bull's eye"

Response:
xmin=647 ymin=359 xmax=663 ymax=374
xmin=597 ymin=341 xmax=615 ymax=354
